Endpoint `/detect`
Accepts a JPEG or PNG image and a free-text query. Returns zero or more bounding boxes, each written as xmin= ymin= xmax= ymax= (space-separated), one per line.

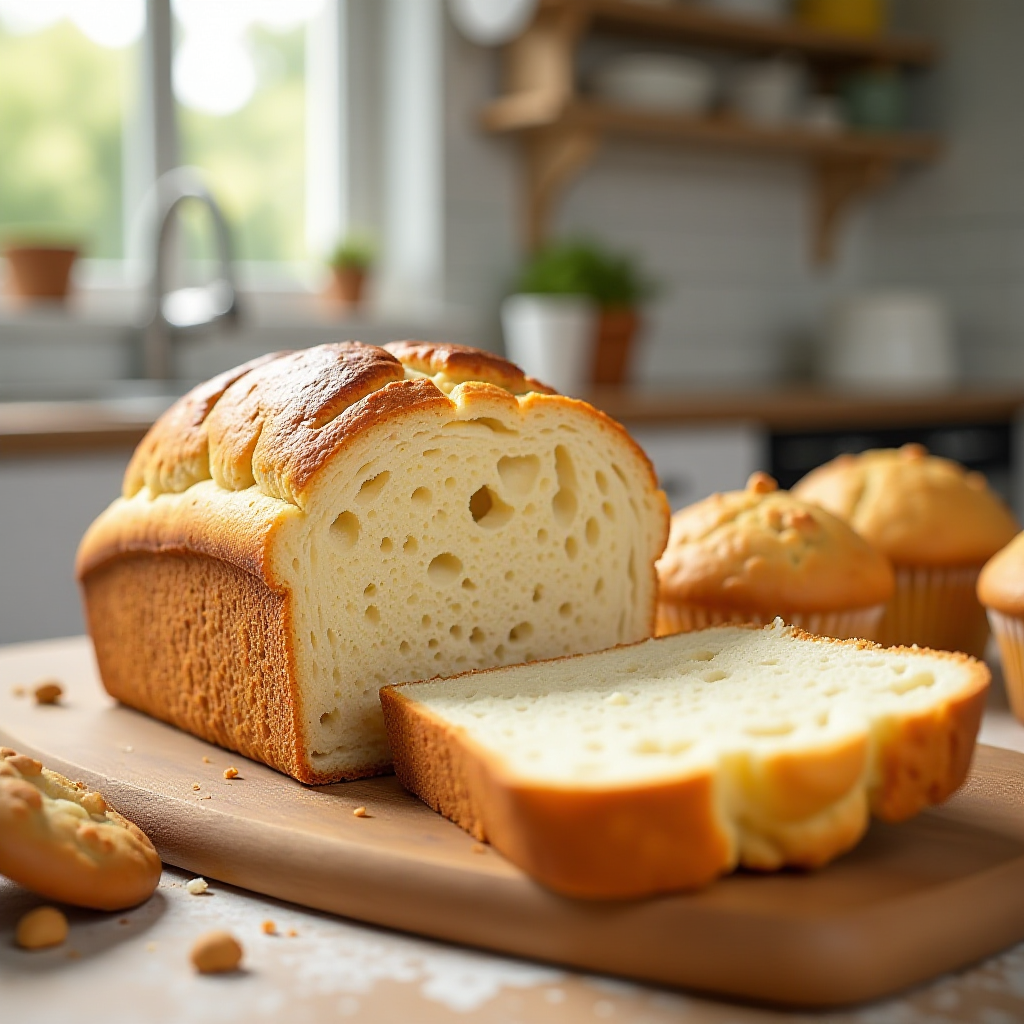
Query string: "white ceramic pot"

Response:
xmin=501 ymin=294 xmax=596 ymax=396
xmin=593 ymin=54 xmax=718 ymax=115
xmin=821 ymin=291 xmax=957 ymax=392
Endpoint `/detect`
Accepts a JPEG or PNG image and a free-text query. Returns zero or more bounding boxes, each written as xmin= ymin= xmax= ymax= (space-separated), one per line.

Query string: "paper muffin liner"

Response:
xmin=655 ymin=602 xmax=885 ymax=641
xmin=875 ymin=564 xmax=989 ymax=657
xmin=987 ymin=610 xmax=1024 ymax=723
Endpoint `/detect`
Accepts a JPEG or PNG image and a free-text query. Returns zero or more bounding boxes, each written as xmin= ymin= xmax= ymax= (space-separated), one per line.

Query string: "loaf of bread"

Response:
xmin=381 ymin=621 xmax=988 ymax=899
xmin=77 ymin=342 xmax=669 ymax=784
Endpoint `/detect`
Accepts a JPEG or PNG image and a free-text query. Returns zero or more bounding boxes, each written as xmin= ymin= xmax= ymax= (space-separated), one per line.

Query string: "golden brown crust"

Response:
xmin=382 ymin=687 xmax=733 ymax=898
xmin=82 ymin=551 xmax=388 ymax=785
xmin=124 ymin=352 xmax=288 ymax=499
xmin=384 ymin=340 xmax=556 ymax=395
xmin=793 ymin=445 xmax=1019 ymax=567
xmin=977 ymin=531 xmax=1024 ymax=615
xmin=657 ymin=475 xmax=894 ymax=612
xmin=0 ymin=752 xmax=162 ymax=911
xmin=382 ymin=626 xmax=989 ymax=899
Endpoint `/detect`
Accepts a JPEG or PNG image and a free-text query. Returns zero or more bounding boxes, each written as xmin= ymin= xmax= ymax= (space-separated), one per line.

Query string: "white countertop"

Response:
xmin=4 ymin=694 xmax=1024 ymax=1024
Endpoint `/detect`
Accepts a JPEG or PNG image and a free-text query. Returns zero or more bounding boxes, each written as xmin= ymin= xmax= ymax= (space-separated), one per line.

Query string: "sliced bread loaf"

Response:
xmin=381 ymin=622 xmax=988 ymax=899
xmin=77 ymin=342 xmax=668 ymax=783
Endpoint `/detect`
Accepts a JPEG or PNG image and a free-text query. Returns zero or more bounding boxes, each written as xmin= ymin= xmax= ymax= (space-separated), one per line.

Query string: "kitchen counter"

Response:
xmin=4 ymin=679 xmax=1024 ymax=1024
xmin=3 ymin=387 xmax=1023 ymax=457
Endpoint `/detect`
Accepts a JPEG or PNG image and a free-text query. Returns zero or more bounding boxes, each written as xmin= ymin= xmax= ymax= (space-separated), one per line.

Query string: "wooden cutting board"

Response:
xmin=4 ymin=636 xmax=1024 ymax=1009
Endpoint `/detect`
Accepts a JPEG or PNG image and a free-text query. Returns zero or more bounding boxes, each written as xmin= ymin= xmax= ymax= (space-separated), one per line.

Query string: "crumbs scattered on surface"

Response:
xmin=261 ymin=920 xmax=276 ymax=935
xmin=286 ymin=928 xmax=298 ymax=938
xmin=33 ymin=681 xmax=62 ymax=705
xmin=223 ymin=767 xmax=239 ymax=780
xmin=203 ymin=794 xmax=212 ymax=800
xmin=185 ymin=878 xmax=209 ymax=896
xmin=190 ymin=931 xmax=243 ymax=974
xmin=192 ymin=783 xmax=201 ymax=791
xmin=11 ymin=685 xmax=25 ymax=697
xmin=16 ymin=907 xmax=68 ymax=950
xmin=202 ymin=756 xmax=211 ymax=764
xmin=118 ymin=918 xmax=130 ymax=926
xmin=353 ymin=806 xmax=369 ymax=818
xmin=472 ymin=843 xmax=487 ymax=855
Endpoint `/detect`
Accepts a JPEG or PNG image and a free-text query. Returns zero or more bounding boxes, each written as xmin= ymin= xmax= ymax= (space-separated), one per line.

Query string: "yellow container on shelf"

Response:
xmin=796 ymin=0 xmax=885 ymax=37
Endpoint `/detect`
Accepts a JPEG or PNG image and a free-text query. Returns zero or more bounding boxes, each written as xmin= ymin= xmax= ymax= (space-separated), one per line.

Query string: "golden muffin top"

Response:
xmin=977 ymin=531 xmax=1024 ymax=614
xmin=656 ymin=472 xmax=895 ymax=613
xmin=792 ymin=444 xmax=1019 ymax=568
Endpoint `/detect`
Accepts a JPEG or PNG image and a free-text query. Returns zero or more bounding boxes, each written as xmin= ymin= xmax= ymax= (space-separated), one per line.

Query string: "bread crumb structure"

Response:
xmin=190 ymin=930 xmax=243 ymax=974
xmin=382 ymin=622 xmax=988 ymax=899
xmin=223 ymin=767 xmax=238 ymax=780
xmin=16 ymin=906 xmax=68 ymax=950
xmin=0 ymin=749 xmax=162 ymax=910
xmin=76 ymin=342 xmax=668 ymax=784
xmin=33 ymin=681 xmax=62 ymax=705
xmin=185 ymin=877 xmax=209 ymax=895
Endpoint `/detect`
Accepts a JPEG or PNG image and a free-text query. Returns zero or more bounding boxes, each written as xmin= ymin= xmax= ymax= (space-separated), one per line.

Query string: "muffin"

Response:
xmin=978 ymin=532 xmax=1024 ymax=720
xmin=656 ymin=472 xmax=894 ymax=639
xmin=793 ymin=444 xmax=1019 ymax=657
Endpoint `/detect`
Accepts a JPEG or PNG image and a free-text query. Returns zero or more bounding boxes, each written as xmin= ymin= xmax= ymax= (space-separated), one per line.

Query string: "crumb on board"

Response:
xmin=472 ymin=843 xmax=487 ymax=854
xmin=185 ymin=878 xmax=209 ymax=896
xmin=118 ymin=918 xmax=130 ymax=926
xmin=33 ymin=681 xmax=62 ymax=705
xmin=286 ymin=928 xmax=298 ymax=938
xmin=202 ymin=756 xmax=212 ymax=764
xmin=16 ymin=907 xmax=68 ymax=950
xmin=203 ymin=794 xmax=212 ymax=800
xmin=146 ymin=942 xmax=158 ymax=953
xmin=223 ymin=767 xmax=239 ymax=780
xmin=352 ymin=806 xmax=369 ymax=818
xmin=261 ymin=920 xmax=276 ymax=935
xmin=192 ymin=783 xmax=201 ymax=791
xmin=190 ymin=931 xmax=242 ymax=974
xmin=11 ymin=685 xmax=25 ymax=697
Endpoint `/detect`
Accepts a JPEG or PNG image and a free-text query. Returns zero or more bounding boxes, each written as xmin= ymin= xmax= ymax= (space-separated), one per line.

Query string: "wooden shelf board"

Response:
xmin=575 ymin=0 xmax=935 ymax=66
xmin=483 ymin=98 xmax=941 ymax=165
xmin=584 ymin=387 xmax=1024 ymax=432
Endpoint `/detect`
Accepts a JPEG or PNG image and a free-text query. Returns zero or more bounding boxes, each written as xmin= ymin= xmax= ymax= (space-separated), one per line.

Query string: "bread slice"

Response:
xmin=381 ymin=622 xmax=988 ymax=899
xmin=76 ymin=342 xmax=668 ymax=784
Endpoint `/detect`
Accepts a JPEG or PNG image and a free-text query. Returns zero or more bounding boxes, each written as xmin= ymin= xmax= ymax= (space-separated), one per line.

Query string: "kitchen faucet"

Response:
xmin=143 ymin=167 xmax=240 ymax=379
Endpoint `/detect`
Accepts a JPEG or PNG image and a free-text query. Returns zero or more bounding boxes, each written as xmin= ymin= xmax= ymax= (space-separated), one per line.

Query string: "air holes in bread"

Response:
xmin=565 ymin=536 xmax=578 ymax=560
xmin=586 ymin=517 xmax=600 ymax=545
xmin=595 ymin=470 xmax=609 ymax=495
xmin=404 ymin=536 xmax=418 ymax=554
xmin=498 ymin=454 xmax=540 ymax=495
xmin=320 ymin=709 xmax=340 ymax=727
xmin=331 ymin=511 xmax=359 ymax=547
xmin=365 ymin=605 xmax=380 ymax=623
xmin=509 ymin=622 xmax=533 ymax=643
xmin=537 ymin=528 xmax=548 ymax=543
xmin=399 ymin=641 xmax=411 ymax=654
xmin=532 ymin=585 xmax=543 ymax=603
xmin=380 ymin=537 xmax=393 ymax=553
xmin=559 ymin=602 xmax=573 ymax=618
xmin=450 ymin=624 xmax=463 ymax=639
xmin=744 ymin=722 xmax=795 ymax=737
xmin=357 ymin=472 xmax=389 ymax=504
xmin=469 ymin=485 xmax=513 ymax=529
xmin=412 ymin=486 xmax=431 ymax=505
xmin=552 ymin=446 xmax=578 ymax=527
xmin=363 ymin=583 xmax=376 ymax=597
xmin=602 ymin=501 xmax=615 ymax=521
xmin=428 ymin=553 xmax=462 ymax=585
xmin=890 ymin=671 xmax=935 ymax=695
xmin=470 ymin=627 xmax=485 ymax=644
xmin=690 ymin=650 xmax=715 ymax=662
xmin=703 ymin=670 xmax=728 ymax=682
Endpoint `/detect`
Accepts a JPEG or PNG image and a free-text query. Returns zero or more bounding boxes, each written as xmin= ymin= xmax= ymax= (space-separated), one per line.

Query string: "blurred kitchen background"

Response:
xmin=1 ymin=0 xmax=1022 ymax=643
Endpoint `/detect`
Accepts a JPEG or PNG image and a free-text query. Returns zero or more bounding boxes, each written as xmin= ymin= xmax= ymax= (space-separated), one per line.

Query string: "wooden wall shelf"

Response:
xmin=483 ymin=0 xmax=942 ymax=264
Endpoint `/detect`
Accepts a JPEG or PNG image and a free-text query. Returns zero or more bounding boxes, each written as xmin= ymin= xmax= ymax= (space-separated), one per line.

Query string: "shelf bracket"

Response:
xmin=812 ymin=157 xmax=892 ymax=265
xmin=525 ymin=123 xmax=601 ymax=250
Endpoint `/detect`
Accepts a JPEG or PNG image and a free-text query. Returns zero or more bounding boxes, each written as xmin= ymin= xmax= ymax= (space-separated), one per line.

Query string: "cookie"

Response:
xmin=0 ymin=747 xmax=162 ymax=911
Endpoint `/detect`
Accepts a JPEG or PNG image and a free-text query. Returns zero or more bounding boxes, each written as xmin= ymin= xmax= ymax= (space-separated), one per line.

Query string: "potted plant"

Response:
xmin=502 ymin=240 xmax=655 ymax=395
xmin=2 ymin=225 xmax=82 ymax=306
xmin=327 ymin=233 xmax=375 ymax=310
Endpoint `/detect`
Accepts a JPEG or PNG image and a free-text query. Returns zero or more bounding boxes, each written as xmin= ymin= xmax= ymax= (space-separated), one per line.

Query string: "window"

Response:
xmin=0 ymin=1 xmax=143 ymax=258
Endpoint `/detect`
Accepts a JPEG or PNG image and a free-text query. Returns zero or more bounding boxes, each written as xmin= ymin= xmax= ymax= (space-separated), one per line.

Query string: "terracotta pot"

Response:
xmin=329 ymin=266 xmax=367 ymax=309
xmin=592 ymin=306 xmax=640 ymax=385
xmin=4 ymin=245 xmax=79 ymax=304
